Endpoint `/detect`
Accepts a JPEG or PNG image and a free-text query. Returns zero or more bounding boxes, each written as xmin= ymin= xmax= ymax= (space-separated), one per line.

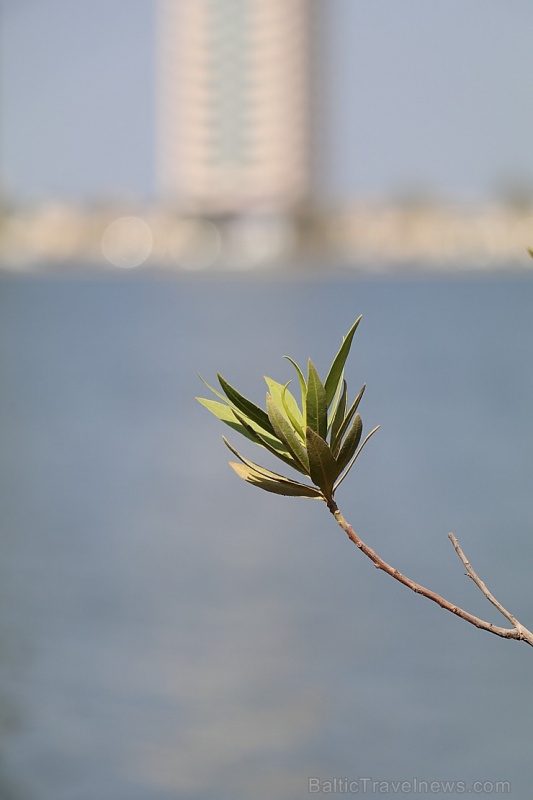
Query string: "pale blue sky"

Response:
xmin=2 ymin=0 xmax=533 ymax=204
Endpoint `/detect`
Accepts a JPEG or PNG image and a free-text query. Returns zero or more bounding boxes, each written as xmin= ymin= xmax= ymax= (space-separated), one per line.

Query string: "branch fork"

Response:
xmin=328 ymin=499 xmax=533 ymax=647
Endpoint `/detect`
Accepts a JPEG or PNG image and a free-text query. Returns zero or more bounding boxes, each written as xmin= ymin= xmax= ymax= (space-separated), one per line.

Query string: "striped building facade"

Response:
xmin=157 ymin=0 xmax=313 ymax=214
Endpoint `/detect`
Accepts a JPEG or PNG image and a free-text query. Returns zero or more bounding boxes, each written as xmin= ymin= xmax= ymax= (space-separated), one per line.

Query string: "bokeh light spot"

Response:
xmin=167 ymin=219 xmax=221 ymax=270
xmin=102 ymin=216 xmax=153 ymax=268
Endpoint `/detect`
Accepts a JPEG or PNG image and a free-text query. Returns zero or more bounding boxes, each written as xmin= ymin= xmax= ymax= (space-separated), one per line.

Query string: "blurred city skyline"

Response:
xmin=158 ymin=0 xmax=313 ymax=213
xmin=3 ymin=0 xmax=533 ymax=208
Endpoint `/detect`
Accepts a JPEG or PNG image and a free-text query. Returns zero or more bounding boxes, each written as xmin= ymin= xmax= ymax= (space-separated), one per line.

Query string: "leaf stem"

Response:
xmin=326 ymin=498 xmax=533 ymax=647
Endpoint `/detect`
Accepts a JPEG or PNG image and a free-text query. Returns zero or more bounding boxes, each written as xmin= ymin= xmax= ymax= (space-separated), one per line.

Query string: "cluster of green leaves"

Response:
xmin=197 ymin=317 xmax=379 ymax=503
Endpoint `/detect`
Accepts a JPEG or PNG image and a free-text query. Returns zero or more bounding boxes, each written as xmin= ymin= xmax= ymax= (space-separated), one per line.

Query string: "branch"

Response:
xmin=327 ymin=499 xmax=533 ymax=647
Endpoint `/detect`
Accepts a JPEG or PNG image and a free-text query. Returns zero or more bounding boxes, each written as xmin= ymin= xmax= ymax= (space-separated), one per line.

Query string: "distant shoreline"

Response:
xmin=2 ymin=202 xmax=533 ymax=273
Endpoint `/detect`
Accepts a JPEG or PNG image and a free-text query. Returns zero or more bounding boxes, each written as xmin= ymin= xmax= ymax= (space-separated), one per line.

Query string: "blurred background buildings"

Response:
xmin=2 ymin=0 xmax=533 ymax=270
xmin=158 ymin=0 xmax=312 ymax=214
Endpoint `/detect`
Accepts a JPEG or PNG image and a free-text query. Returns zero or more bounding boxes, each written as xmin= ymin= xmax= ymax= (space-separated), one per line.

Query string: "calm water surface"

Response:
xmin=1 ymin=271 xmax=532 ymax=799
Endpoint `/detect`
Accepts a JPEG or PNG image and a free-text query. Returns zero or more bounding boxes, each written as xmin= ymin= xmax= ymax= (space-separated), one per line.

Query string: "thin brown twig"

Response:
xmin=448 ymin=533 xmax=527 ymax=637
xmin=327 ymin=498 xmax=533 ymax=647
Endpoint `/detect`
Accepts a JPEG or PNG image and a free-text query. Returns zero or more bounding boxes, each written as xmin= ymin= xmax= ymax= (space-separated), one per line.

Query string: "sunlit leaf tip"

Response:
xmin=283 ymin=355 xmax=307 ymax=416
xmin=324 ymin=316 xmax=362 ymax=407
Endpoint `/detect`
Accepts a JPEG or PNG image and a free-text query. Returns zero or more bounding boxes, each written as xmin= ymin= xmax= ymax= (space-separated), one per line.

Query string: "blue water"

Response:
xmin=1 ymin=272 xmax=533 ymax=799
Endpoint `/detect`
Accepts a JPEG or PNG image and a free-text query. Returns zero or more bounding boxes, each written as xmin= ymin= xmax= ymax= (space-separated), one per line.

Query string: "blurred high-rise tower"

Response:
xmin=157 ymin=0 xmax=313 ymax=215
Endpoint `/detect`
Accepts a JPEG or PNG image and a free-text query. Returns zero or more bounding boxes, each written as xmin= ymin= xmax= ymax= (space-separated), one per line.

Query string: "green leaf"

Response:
xmin=196 ymin=398 xmax=265 ymax=445
xmin=334 ymin=425 xmax=381 ymax=491
xmin=324 ymin=316 xmax=362 ymax=407
xmin=306 ymin=359 xmax=327 ymax=439
xmin=196 ymin=396 xmax=235 ymax=422
xmin=282 ymin=384 xmax=305 ymax=438
xmin=231 ymin=409 xmax=309 ymax=474
xmin=327 ymin=371 xmax=345 ymax=432
xmin=266 ymin=393 xmax=309 ymax=472
xmin=331 ymin=384 xmax=366 ymax=456
xmin=336 ymin=413 xmax=363 ymax=473
xmin=198 ymin=373 xmax=228 ymax=403
xmin=217 ymin=373 xmax=274 ymax=436
xmin=198 ymin=395 xmax=292 ymax=455
xmin=283 ymin=356 xmax=307 ymax=419
xmin=329 ymin=379 xmax=347 ymax=445
xmin=306 ymin=426 xmax=340 ymax=500
xmin=223 ymin=436 xmax=318 ymax=491
xmin=229 ymin=462 xmax=323 ymax=498
xmin=223 ymin=436 xmax=290 ymax=478
xmin=264 ymin=377 xmax=304 ymax=434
